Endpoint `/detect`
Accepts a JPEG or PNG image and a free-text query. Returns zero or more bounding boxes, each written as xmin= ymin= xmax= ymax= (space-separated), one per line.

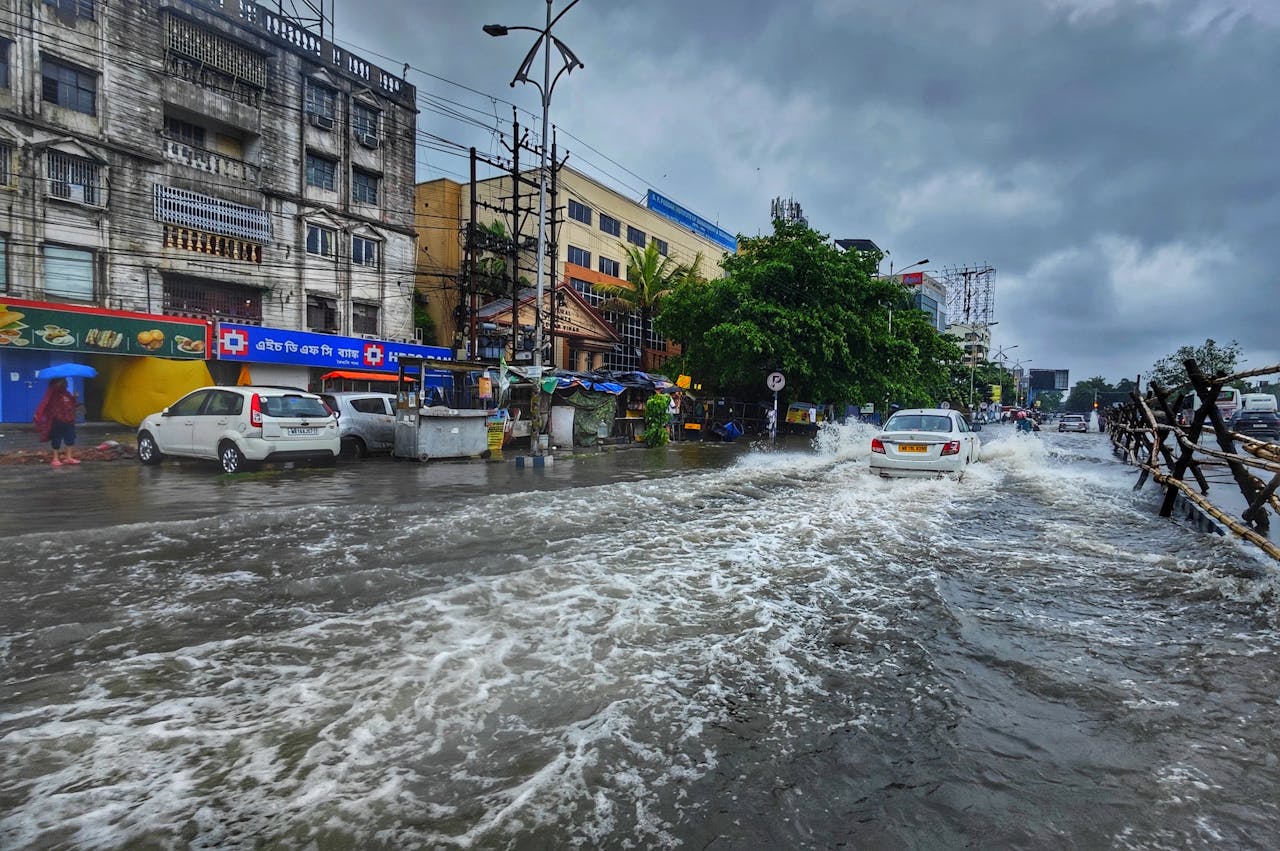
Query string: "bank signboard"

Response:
xmin=0 ymin=297 xmax=210 ymax=359
xmin=216 ymin=323 xmax=452 ymax=371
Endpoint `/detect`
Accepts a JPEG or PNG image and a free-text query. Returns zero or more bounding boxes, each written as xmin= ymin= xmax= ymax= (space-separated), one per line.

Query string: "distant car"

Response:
xmin=870 ymin=408 xmax=982 ymax=479
xmin=320 ymin=391 xmax=397 ymax=458
xmin=137 ymin=386 xmax=340 ymax=473
xmin=1228 ymin=410 xmax=1280 ymax=442
xmin=1058 ymin=414 xmax=1088 ymax=433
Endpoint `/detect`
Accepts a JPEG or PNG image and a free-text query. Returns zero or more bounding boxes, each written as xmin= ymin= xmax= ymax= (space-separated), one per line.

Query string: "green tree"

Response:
xmin=1147 ymin=338 xmax=1243 ymax=390
xmin=1063 ymin=376 xmax=1113 ymax=412
xmin=592 ymin=241 xmax=701 ymax=372
xmin=656 ymin=219 xmax=962 ymax=407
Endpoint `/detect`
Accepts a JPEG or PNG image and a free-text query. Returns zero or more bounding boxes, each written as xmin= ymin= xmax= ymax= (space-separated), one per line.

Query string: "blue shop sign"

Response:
xmin=215 ymin=323 xmax=452 ymax=370
xmin=645 ymin=190 xmax=737 ymax=253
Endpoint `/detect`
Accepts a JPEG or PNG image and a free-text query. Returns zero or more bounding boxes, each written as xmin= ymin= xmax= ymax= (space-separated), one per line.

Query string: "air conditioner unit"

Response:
xmin=308 ymin=112 xmax=334 ymax=130
xmin=359 ymin=333 xmax=380 ymax=341
xmin=66 ymin=183 xmax=85 ymax=203
xmin=359 ymin=133 xmax=380 ymax=150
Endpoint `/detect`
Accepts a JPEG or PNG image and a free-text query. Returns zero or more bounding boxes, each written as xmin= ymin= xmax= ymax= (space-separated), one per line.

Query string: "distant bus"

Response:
xmin=1180 ymin=387 xmax=1241 ymax=420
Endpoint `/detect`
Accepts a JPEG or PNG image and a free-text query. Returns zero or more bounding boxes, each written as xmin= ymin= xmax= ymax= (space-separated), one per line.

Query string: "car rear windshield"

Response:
xmin=260 ymin=394 xmax=330 ymax=418
xmin=885 ymin=414 xmax=952 ymax=432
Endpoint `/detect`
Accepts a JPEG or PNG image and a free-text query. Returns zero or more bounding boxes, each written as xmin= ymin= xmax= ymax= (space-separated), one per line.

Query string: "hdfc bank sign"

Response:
xmin=214 ymin=323 xmax=452 ymax=370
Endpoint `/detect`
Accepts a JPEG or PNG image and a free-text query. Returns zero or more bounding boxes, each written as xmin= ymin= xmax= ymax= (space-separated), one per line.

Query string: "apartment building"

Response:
xmin=0 ymin=0 xmax=433 ymax=421
xmin=417 ymin=166 xmax=735 ymax=372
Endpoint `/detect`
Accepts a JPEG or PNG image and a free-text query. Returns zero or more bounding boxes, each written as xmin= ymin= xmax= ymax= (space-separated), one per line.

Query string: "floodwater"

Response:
xmin=2 ymin=424 xmax=1278 ymax=850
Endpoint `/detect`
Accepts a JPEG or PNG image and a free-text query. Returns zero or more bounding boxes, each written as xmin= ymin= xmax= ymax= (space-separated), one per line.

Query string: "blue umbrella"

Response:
xmin=37 ymin=363 xmax=98 ymax=379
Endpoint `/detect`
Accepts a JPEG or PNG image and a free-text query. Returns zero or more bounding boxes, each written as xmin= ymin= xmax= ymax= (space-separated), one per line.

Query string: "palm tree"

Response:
xmin=593 ymin=241 xmax=701 ymax=371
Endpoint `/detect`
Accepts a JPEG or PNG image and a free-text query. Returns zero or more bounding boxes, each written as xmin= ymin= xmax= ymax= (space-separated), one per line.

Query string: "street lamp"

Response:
xmin=486 ymin=0 xmax=584 ymax=457
xmin=893 ymin=258 xmax=929 ymax=277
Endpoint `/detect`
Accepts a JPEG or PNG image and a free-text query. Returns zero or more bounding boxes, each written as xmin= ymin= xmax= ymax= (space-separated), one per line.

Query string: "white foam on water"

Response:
xmin=3 ymin=424 xmax=1277 ymax=848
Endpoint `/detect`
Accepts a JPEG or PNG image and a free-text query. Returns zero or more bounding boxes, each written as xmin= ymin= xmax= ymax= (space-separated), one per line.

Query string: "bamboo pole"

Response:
xmin=1154 ymin=471 xmax=1280 ymax=560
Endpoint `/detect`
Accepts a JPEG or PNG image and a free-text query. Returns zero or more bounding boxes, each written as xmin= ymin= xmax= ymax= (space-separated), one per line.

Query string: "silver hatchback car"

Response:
xmin=320 ymin=391 xmax=397 ymax=459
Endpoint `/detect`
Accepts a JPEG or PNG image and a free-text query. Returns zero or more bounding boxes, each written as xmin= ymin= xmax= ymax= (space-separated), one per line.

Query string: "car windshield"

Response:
xmin=260 ymin=394 xmax=330 ymax=418
xmin=885 ymin=414 xmax=952 ymax=432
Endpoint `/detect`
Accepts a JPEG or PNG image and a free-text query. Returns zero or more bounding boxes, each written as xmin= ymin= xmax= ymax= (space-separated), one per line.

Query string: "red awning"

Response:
xmin=320 ymin=370 xmax=412 ymax=383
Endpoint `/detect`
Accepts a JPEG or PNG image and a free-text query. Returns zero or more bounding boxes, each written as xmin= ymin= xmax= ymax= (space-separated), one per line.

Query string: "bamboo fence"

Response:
xmin=1107 ymin=358 xmax=1280 ymax=561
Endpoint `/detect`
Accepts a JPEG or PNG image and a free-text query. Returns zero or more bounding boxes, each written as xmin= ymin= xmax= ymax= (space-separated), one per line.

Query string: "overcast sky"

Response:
xmin=338 ymin=0 xmax=1278 ymax=387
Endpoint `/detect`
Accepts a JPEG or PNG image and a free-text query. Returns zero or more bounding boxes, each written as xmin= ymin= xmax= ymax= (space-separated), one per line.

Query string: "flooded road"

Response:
xmin=3 ymin=424 xmax=1278 ymax=849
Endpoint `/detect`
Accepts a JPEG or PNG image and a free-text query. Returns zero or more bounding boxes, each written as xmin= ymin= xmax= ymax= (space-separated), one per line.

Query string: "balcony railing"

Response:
xmin=162 ymin=138 xmax=259 ymax=182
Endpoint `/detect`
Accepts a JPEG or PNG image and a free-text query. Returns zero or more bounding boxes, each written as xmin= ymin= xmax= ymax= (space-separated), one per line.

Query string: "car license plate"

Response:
xmin=290 ymin=427 xmax=319 ymax=436
xmin=899 ymin=443 xmax=927 ymax=453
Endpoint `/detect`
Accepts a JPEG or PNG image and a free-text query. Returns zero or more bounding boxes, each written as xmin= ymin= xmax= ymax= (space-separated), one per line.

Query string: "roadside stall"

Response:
xmin=392 ymin=356 xmax=494 ymax=461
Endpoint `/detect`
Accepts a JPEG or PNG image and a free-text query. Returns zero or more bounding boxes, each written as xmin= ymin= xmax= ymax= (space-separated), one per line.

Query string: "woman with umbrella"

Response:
xmin=34 ymin=364 xmax=95 ymax=466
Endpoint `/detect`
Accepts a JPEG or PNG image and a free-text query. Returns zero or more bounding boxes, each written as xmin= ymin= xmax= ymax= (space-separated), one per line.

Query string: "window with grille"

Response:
xmin=0 ymin=39 xmax=10 ymax=89
xmin=0 ymin=141 xmax=14 ymax=188
xmin=307 ymin=294 xmax=338 ymax=331
xmin=162 ymin=276 xmax=263 ymax=322
xmin=568 ymin=199 xmax=592 ymax=225
xmin=599 ymin=214 xmax=621 ymax=237
xmin=654 ymin=238 xmax=668 ymax=256
xmin=41 ymin=57 xmax=96 ymax=115
xmin=43 ymin=245 xmax=94 ymax=300
xmin=47 ymin=151 xmax=102 ymax=205
xmin=305 ymin=153 xmax=336 ymax=190
xmin=306 ymin=224 xmax=335 ymax=258
xmin=44 ymin=0 xmax=95 ymax=21
xmin=567 ymin=245 xmax=590 ymax=268
xmin=627 ymin=225 xmax=646 ymax=247
xmin=598 ymin=256 xmax=619 ymax=278
xmin=166 ymin=16 xmax=267 ymax=90
xmin=352 ymin=169 xmax=378 ymax=205
xmin=352 ymin=302 xmax=379 ymax=335
xmin=153 ymin=185 xmax=270 ymax=242
xmin=352 ymin=235 xmax=378 ymax=267
xmin=164 ymin=115 xmax=206 ymax=148
xmin=352 ymin=102 xmax=379 ymax=138
xmin=305 ymin=81 xmax=336 ymax=121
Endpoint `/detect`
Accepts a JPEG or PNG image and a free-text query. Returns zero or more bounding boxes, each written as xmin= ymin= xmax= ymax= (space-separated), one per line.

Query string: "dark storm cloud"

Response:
xmin=340 ymin=0 xmax=1278 ymax=384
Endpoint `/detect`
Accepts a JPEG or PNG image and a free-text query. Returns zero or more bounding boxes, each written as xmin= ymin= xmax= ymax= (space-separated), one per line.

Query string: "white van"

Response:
xmin=1240 ymin=393 xmax=1278 ymax=413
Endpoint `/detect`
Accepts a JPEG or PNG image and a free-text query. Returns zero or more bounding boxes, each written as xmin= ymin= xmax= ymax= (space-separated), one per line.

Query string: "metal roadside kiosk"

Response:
xmin=392 ymin=356 xmax=495 ymax=461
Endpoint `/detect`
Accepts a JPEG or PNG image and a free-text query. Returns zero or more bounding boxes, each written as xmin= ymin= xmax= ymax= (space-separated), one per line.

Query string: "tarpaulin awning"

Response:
xmin=321 ymin=370 xmax=410 ymax=383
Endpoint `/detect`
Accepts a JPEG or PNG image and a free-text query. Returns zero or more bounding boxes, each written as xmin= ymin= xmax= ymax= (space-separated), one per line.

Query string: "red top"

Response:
xmin=46 ymin=387 xmax=77 ymax=424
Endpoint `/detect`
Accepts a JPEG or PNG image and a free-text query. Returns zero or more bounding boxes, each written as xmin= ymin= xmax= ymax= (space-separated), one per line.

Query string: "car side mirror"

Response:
xmin=972 ymin=423 xmax=983 ymax=432
xmin=161 ymin=407 xmax=171 ymax=416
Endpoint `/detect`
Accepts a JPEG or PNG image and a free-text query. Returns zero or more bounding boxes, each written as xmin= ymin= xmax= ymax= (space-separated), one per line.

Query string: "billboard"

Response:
xmin=645 ymin=190 xmax=738 ymax=253
xmin=1029 ymin=369 xmax=1069 ymax=391
xmin=901 ymin=272 xmax=923 ymax=286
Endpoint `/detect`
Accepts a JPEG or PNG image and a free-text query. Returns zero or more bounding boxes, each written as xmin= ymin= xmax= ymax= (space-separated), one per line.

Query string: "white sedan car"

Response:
xmin=869 ymin=408 xmax=982 ymax=479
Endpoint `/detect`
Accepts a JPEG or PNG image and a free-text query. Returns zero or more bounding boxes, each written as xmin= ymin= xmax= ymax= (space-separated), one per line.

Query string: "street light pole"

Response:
xmin=486 ymin=1 xmax=583 ymax=457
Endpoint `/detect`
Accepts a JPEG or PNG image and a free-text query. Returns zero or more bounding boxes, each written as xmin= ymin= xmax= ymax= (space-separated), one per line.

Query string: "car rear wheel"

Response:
xmin=340 ymin=436 xmax=366 ymax=460
xmin=219 ymin=441 xmax=249 ymax=474
xmin=137 ymin=431 xmax=164 ymax=466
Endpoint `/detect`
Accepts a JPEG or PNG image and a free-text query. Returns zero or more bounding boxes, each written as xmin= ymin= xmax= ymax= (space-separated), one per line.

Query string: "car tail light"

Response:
xmin=250 ymin=393 xmax=263 ymax=428
xmin=871 ymin=437 xmax=885 ymax=454
xmin=940 ymin=440 xmax=961 ymax=456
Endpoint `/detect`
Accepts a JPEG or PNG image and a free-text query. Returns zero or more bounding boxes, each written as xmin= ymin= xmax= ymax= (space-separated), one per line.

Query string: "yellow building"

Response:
xmin=416 ymin=166 xmax=734 ymax=371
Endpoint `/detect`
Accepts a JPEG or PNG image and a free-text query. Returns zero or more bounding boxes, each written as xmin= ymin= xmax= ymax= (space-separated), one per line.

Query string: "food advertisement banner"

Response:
xmin=215 ymin=323 xmax=452 ymax=371
xmin=0 ymin=298 xmax=210 ymax=358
